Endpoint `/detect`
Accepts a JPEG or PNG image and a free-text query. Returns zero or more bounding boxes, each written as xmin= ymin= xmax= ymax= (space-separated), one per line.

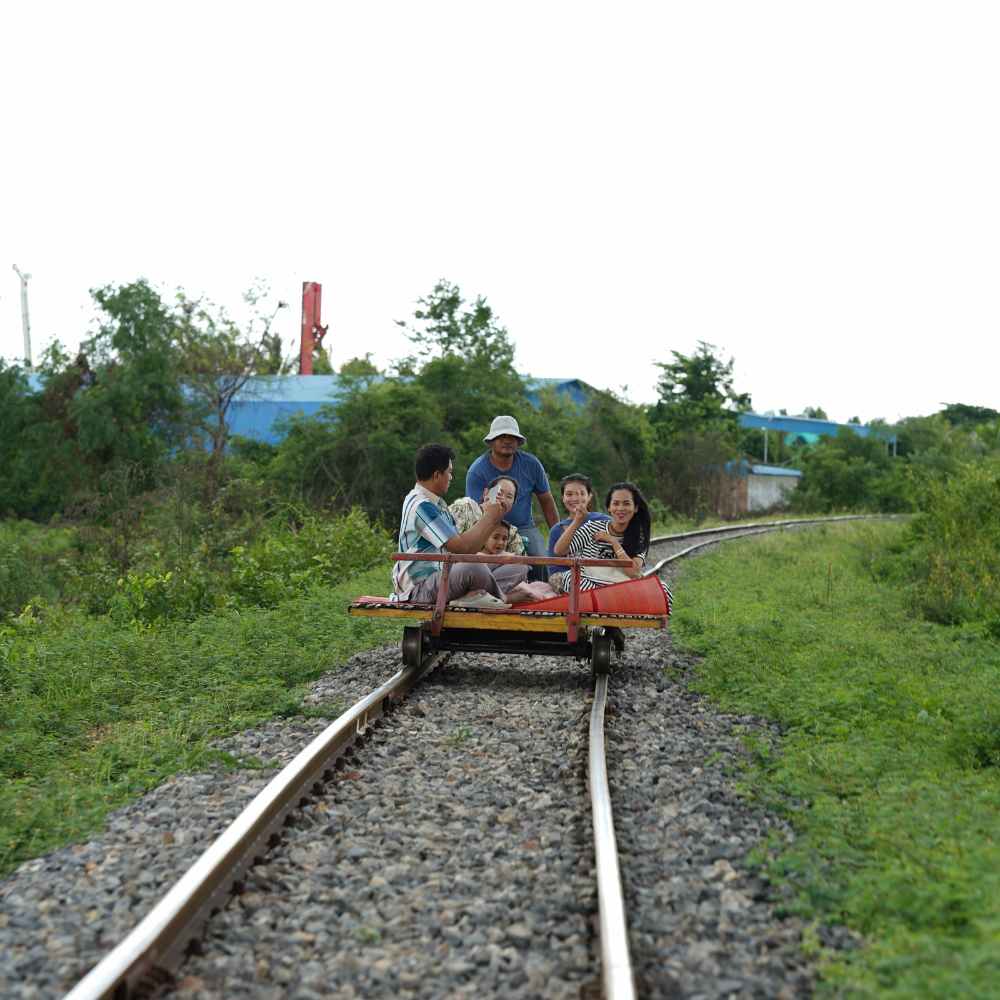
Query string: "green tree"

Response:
xmin=939 ymin=402 xmax=1000 ymax=429
xmin=268 ymin=279 xmax=534 ymax=519
xmin=73 ymin=279 xmax=189 ymax=475
xmin=1 ymin=281 xmax=191 ymax=519
xmin=651 ymin=342 xmax=751 ymax=442
xmin=311 ymin=344 xmax=334 ymax=375
xmin=339 ymin=354 xmax=380 ymax=377
xmin=395 ymin=280 xmax=527 ymax=459
xmin=649 ymin=343 xmax=751 ymax=517
xmin=256 ymin=330 xmax=295 ymax=376
xmin=176 ymin=289 xmax=288 ymax=489
xmin=792 ymin=429 xmax=904 ymax=512
xmin=569 ymin=388 xmax=656 ymax=495
xmin=0 ymin=362 xmax=63 ymax=517
xmin=269 ymin=380 xmax=445 ymax=519
xmin=398 ymin=279 xmax=516 ymax=367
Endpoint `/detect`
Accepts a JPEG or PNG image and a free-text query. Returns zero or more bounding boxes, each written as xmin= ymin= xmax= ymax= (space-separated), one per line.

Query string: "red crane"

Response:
xmin=298 ymin=281 xmax=328 ymax=375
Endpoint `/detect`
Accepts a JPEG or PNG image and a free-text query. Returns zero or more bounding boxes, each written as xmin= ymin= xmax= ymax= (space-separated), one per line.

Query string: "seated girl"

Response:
xmin=449 ymin=476 xmax=526 ymax=554
xmin=482 ymin=520 xmax=559 ymax=603
xmin=550 ymin=481 xmax=651 ymax=592
xmin=547 ymin=473 xmax=610 ymax=555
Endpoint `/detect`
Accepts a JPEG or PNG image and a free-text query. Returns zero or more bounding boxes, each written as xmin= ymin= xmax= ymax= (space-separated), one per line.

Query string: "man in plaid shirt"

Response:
xmin=392 ymin=443 xmax=511 ymax=607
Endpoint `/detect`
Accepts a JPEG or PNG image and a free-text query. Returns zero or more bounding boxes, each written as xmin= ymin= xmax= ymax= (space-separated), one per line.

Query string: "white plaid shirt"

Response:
xmin=391 ymin=483 xmax=458 ymax=600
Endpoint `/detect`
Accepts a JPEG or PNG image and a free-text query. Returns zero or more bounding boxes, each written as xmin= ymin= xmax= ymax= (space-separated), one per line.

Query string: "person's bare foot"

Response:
xmin=504 ymin=583 xmax=535 ymax=604
xmin=505 ymin=582 xmax=559 ymax=603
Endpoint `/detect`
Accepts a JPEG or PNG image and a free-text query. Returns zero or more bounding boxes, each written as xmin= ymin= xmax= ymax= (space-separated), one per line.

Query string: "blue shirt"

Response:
xmin=392 ymin=483 xmax=458 ymax=600
xmin=547 ymin=512 xmax=611 ymax=555
xmin=465 ymin=451 xmax=550 ymax=531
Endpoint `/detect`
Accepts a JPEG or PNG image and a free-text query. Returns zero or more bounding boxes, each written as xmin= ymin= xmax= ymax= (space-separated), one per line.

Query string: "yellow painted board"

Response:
xmin=348 ymin=606 xmax=666 ymax=631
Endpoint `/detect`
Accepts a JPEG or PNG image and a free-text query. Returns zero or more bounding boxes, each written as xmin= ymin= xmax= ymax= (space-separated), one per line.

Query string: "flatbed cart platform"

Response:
xmin=348 ymin=552 xmax=670 ymax=676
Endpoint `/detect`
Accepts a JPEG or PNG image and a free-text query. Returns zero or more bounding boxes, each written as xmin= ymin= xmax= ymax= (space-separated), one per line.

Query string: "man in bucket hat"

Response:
xmin=465 ymin=415 xmax=559 ymax=573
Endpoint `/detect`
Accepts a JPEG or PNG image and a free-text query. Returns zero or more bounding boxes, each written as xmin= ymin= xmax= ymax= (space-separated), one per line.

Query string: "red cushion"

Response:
xmin=519 ymin=575 xmax=670 ymax=616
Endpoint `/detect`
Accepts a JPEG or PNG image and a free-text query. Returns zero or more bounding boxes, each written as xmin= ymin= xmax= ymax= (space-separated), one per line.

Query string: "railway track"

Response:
xmin=21 ymin=515 xmax=879 ymax=999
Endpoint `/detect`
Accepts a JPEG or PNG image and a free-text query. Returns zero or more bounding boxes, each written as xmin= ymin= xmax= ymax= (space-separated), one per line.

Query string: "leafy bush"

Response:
xmin=791 ymin=429 xmax=908 ymax=513
xmin=0 ymin=564 xmax=403 ymax=876
xmin=0 ymin=522 xmax=76 ymax=616
xmin=903 ymin=461 xmax=1000 ymax=625
xmin=229 ymin=508 xmax=393 ymax=608
xmin=671 ymin=522 xmax=1000 ymax=996
xmin=107 ymin=559 xmax=223 ymax=626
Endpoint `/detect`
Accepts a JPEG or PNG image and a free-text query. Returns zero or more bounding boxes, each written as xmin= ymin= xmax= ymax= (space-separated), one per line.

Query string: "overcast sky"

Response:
xmin=2 ymin=1 xmax=997 ymax=424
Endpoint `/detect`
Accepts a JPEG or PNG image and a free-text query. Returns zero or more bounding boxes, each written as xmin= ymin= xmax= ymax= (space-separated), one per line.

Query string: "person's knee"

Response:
xmin=495 ymin=563 xmax=528 ymax=590
xmin=467 ymin=563 xmax=497 ymax=589
xmin=450 ymin=562 xmax=493 ymax=595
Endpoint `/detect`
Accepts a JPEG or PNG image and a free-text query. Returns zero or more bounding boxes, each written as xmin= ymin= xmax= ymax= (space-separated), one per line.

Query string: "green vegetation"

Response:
xmin=4 ymin=275 xmax=1000 ymax=526
xmin=0 ymin=274 xmax=728 ymax=878
xmin=4 ymin=264 xmax=1000 ymax=959
xmin=672 ymin=518 xmax=1000 ymax=997
xmin=0 ymin=565 xmax=403 ymax=876
xmin=0 ymin=521 xmax=77 ymax=614
xmin=789 ymin=410 xmax=1000 ymax=515
xmin=879 ymin=461 xmax=1000 ymax=628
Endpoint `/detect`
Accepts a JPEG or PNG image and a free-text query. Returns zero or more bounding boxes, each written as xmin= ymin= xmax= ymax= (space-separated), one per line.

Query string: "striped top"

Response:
xmin=391 ymin=483 xmax=458 ymax=600
xmin=560 ymin=519 xmax=646 ymax=592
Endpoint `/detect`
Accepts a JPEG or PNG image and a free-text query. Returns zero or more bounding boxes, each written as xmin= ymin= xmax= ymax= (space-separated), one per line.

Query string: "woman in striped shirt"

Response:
xmin=550 ymin=481 xmax=652 ymax=591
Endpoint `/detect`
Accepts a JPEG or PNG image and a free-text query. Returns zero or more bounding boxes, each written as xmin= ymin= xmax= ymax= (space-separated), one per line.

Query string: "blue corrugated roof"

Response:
xmin=750 ymin=463 xmax=802 ymax=478
xmin=232 ymin=374 xmax=347 ymax=404
xmin=724 ymin=459 xmax=802 ymax=478
xmin=739 ymin=411 xmax=896 ymax=444
xmin=524 ymin=377 xmax=591 ymax=407
xmin=19 ymin=372 xmax=593 ymax=445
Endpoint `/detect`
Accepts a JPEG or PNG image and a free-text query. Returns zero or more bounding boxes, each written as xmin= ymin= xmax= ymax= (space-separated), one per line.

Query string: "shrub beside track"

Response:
xmin=671 ymin=519 xmax=1000 ymax=998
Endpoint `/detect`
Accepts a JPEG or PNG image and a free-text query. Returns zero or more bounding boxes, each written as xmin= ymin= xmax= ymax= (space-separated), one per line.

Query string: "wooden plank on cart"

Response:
xmin=348 ymin=600 xmax=666 ymax=631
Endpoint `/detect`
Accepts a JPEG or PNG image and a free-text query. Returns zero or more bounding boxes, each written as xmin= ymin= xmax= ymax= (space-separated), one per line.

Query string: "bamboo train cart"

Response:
xmin=348 ymin=552 xmax=671 ymax=677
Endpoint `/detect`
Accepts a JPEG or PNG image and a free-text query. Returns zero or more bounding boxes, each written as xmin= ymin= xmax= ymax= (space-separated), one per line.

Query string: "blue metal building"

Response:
xmin=738 ymin=411 xmax=897 ymax=452
xmin=224 ymin=375 xmax=593 ymax=445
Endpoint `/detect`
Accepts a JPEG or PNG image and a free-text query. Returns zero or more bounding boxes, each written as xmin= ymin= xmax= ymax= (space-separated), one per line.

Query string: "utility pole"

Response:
xmin=12 ymin=265 xmax=32 ymax=368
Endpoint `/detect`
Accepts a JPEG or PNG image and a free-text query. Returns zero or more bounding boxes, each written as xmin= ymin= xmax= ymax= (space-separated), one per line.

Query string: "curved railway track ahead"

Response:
xmin=647 ymin=513 xmax=886 ymax=572
xmin=61 ymin=514 xmax=886 ymax=999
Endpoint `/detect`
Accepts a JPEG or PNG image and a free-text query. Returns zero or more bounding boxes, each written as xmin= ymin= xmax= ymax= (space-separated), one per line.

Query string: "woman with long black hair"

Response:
xmin=550 ymin=481 xmax=652 ymax=591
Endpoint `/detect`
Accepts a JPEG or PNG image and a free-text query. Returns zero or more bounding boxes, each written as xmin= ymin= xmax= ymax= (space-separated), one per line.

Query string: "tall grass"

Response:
xmin=0 ymin=521 xmax=76 ymax=616
xmin=672 ymin=521 xmax=1000 ymax=998
xmin=903 ymin=461 xmax=1000 ymax=626
xmin=0 ymin=565 xmax=402 ymax=876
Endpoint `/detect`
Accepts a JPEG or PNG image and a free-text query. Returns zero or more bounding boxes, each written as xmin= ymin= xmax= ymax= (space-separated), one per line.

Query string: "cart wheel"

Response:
xmin=402 ymin=626 xmax=423 ymax=670
xmin=608 ymin=626 xmax=626 ymax=656
xmin=591 ymin=631 xmax=613 ymax=677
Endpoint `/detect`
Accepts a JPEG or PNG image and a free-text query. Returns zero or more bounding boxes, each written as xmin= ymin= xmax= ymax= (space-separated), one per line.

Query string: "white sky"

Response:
xmin=2 ymin=1 xmax=997 ymax=424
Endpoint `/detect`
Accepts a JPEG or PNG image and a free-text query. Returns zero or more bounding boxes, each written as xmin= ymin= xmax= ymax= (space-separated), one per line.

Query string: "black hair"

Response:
xmin=415 ymin=443 xmax=455 ymax=481
xmin=604 ymin=481 xmax=651 ymax=558
xmin=486 ymin=475 xmax=519 ymax=500
xmin=494 ymin=520 xmax=513 ymax=535
xmin=560 ymin=472 xmax=595 ymax=511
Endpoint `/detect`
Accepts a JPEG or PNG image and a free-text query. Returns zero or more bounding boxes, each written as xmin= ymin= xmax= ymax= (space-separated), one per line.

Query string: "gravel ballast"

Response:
xmin=1 ymin=561 xmax=841 ymax=998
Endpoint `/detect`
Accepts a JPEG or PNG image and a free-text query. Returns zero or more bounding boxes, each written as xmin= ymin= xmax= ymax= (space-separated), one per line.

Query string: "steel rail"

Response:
xmin=64 ymin=654 xmax=444 ymax=1000
xmin=646 ymin=513 xmax=893 ymax=575
xmin=589 ymin=673 xmax=636 ymax=1000
xmin=584 ymin=515 xmax=830 ymax=999
xmin=646 ymin=526 xmax=775 ymax=576
xmin=64 ymin=514 xmax=891 ymax=998
xmin=583 ymin=512 xmax=892 ymax=994
xmin=650 ymin=512 xmax=880 ymax=548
